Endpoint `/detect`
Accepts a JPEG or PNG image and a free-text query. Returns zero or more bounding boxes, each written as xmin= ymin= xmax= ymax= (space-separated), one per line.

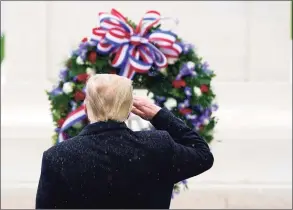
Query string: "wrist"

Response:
xmin=150 ymin=106 xmax=162 ymax=120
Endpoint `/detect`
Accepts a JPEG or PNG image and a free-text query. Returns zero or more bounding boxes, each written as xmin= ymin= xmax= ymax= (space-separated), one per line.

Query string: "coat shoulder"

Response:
xmin=134 ymin=130 xmax=173 ymax=150
xmin=43 ymin=136 xmax=82 ymax=165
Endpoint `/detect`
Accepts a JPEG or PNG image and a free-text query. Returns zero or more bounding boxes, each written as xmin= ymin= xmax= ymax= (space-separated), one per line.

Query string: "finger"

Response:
xmin=133 ymin=96 xmax=150 ymax=102
xmin=133 ymin=100 xmax=144 ymax=107
xmin=133 ymin=99 xmax=155 ymax=110
xmin=134 ymin=105 xmax=154 ymax=117
xmin=131 ymin=106 xmax=145 ymax=117
xmin=133 ymin=96 xmax=152 ymax=106
xmin=133 ymin=96 xmax=143 ymax=101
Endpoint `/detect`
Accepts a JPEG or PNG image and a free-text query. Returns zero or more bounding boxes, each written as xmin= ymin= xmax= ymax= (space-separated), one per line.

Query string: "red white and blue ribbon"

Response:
xmin=91 ymin=9 xmax=183 ymax=80
xmin=57 ymin=9 xmax=183 ymax=143
xmin=58 ymin=104 xmax=87 ymax=143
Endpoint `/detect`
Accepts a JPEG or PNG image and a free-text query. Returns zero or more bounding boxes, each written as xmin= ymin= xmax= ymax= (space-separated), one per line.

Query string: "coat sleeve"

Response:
xmin=150 ymin=108 xmax=214 ymax=183
xmin=35 ymin=152 xmax=64 ymax=209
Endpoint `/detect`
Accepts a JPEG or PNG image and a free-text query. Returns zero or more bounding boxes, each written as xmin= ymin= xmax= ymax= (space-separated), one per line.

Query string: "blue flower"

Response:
xmin=176 ymin=64 xmax=196 ymax=80
xmin=183 ymin=43 xmax=195 ymax=54
xmin=184 ymin=87 xmax=192 ymax=97
xmin=50 ymin=87 xmax=63 ymax=96
xmin=178 ymin=99 xmax=190 ymax=109
xmin=212 ymin=104 xmax=219 ymax=111
xmin=70 ymin=101 xmax=77 ymax=111
xmin=202 ymin=61 xmax=213 ymax=75
xmin=181 ymin=180 xmax=187 ymax=185
xmin=154 ymin=96 xmax=166 ymax=105
xmin=59 ymin=68 xmax=68 ymax=81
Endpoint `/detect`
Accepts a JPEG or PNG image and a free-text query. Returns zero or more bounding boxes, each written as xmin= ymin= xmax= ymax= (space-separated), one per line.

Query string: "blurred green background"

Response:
xmin=1 ymin=34 xmax=4 ymax=63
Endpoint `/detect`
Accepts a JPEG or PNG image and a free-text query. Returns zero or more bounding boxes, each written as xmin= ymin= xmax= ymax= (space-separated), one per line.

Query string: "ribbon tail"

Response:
xmin=111 ymin=44 xmax=130 ymax=68
xmin=58 ymin=104 xmax=87 ymax=143
xmin=119 ymin=59 xmax=136 ymax=79
xmin=119 ymin=46 xmax=137 ymax=79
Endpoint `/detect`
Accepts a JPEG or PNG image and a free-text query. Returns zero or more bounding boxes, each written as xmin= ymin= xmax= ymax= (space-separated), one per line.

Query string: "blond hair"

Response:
xmin=85 ymin=74 xmax=133 ymax=123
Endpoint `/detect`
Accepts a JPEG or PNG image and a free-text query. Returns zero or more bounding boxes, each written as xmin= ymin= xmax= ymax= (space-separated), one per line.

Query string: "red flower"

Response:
xmin=200 ymin=125 xmax=205 ymax=131
xmin=200 ymin=84 xmax=209 ymax=93
xmin=81 ymin=37 xmax=88 ymax=43
xmin=57 ymin=118 xmax=65 ymax=127
xmin=172 ymin=80 xmax=186 ymax=88
xmin=88 ymin=51 xmax=97 ymax=64
xmin=76 ymin=73 xmax=89 ymax=83
xmin=179 ymin=108 xmax=192 ymax=115
xmin=74 ymin=91 xmax=86 ymax=101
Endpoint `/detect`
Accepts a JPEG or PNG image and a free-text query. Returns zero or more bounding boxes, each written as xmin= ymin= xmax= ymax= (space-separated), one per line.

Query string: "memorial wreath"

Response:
xmin=47 ymin=9 xmax=218 ymax=195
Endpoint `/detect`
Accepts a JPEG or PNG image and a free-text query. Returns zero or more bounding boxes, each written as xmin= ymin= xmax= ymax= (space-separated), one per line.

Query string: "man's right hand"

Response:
xmin=131 ymin=96 xmax=162 ymax=121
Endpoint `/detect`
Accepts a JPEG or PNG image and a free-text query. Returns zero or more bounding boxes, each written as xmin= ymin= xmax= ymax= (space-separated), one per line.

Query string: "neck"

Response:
xmin=89 ymin=119 xmax=124 ymax=124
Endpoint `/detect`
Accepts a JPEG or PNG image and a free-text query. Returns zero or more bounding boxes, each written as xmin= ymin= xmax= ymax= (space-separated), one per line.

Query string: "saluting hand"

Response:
xmin=131 ymin=96 xmax=161 ymax=121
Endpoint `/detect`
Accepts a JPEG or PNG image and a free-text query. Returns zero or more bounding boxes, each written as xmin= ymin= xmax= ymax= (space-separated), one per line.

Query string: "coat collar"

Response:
xmin=79 ymin=120 xmax=128 ymax=136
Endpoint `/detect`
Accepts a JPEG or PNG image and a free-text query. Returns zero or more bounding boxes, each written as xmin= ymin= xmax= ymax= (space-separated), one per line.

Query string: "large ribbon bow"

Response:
xmin=90 ymin=9 xmax=183 ymax=79
xmin=58 ymin=9 xmax=182 ymax=143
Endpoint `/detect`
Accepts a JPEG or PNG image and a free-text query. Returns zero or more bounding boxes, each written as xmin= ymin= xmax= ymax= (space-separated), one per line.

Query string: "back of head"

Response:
xmin=85 ymin=74 xmax=133 ymax=123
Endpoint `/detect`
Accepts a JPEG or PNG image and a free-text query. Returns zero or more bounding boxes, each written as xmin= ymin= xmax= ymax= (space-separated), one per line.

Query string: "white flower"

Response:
xmin=62 ymin=82 xmax=74 ymax=94
xmin=165 ymin=98 xmax=177 ymax=110
xmin=203 ymin=119 xmax=210 ymax=125
xmin=76 ymin=56 xmax=84 ymax=65
xmin=193 ymin=87 xmax=202 ymax=97
xmin=187 ymin=61 xmax=195 ymax=69
xmin=72 ymin=122 xmax=83 ymax=129
xmin=147 ymin=92 xmax=154 ymax=98
xmin=167 ymin=57 xmax=178 ymax=65
xmin=86 ymin=67 xmax=96 ymax=76
xmin=159 ymin=68 xmax=167 ymax=76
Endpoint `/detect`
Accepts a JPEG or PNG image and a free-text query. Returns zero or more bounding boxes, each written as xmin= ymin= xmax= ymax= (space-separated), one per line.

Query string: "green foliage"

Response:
xmin=48 ymin=43 xmax=218 ymax=140
xmin=1 ymin=34 xmax=4 ymax=64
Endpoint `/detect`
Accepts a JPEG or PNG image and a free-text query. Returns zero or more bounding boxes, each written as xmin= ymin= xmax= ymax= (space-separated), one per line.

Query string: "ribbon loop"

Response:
xmin=92 ymin=8 xmax=183 ymax=80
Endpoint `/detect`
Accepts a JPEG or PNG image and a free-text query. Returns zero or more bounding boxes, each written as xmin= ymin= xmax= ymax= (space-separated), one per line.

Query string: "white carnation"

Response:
xmin=62 ymin=82 xmax=74 ymax=94
xmin=167 ymin=57 xmax=178 ymax=65
xmin=159 ymin=68 xmax=167 ymax=76
xmin=76 ymin=56 xmax=84 ymax=65
xmin=86 ymin=67 xmax=96 ymax=76
xmin=187 ymin=61 xmax=195 ymax=69
xmin=193 ymin=87 xmax=202 ymax=97
xmin=165 ymin=98 xmax=177 ymax=110
xmin=148 ymin=92 xmax=154 ymax=99
xmin=203 ymin=119 xmax=210 ymax=125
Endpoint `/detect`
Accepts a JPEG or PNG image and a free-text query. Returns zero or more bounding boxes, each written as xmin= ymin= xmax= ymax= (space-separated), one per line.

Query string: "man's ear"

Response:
xmin=84 ymin=104 xmax=90 ymax=122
